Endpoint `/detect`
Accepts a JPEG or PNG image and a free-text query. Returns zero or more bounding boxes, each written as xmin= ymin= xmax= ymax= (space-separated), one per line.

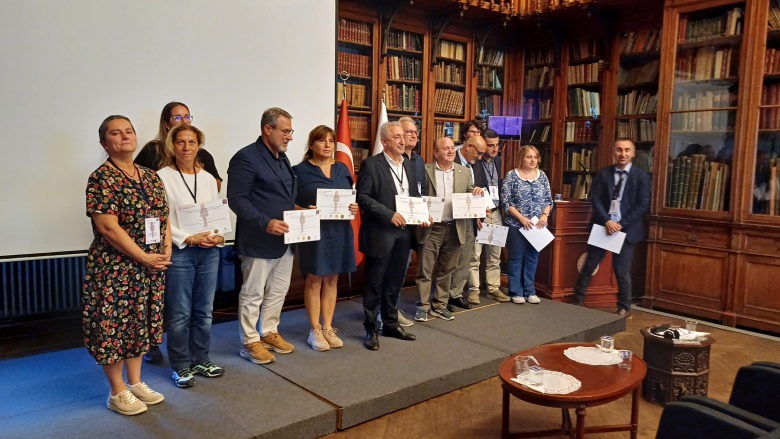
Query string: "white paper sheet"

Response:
xmin=316 ymin=188 xmax=356 ymax=220
xmin=475 ymin=223 xmax=508 ymax=247
xmin=175 ymin=198 xmax=233 ymax=235
xmin=283 ymin=209 xmax=321 ymax=244
xmin=452 ymin=193 xmax=487 ymax=219
xmin=395 ymin=195 xmax=429 ymax=225
xmin=586 ymin=224 xmax=626 ymax=254
xmin=422 ymin=196 xmax=445 ymax=223
xmin=518 ymin=216 xmax=555 ymax=252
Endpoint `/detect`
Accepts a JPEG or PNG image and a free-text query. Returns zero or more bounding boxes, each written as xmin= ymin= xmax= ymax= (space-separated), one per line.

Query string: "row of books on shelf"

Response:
xmin=754 ymin=157 xmax=780 ymax=215
xmin=388 ymin=29 xmax=422 ymax=52
xmin=526 ymin=46 xmax=554 ymax=66
xmin=477 ymin=67 xmax=503 ymax=90
xmin=562 ymin=174 xmax=590 ymax=199
xmin=434 ymin=120 xmax=462 ymax=143
xmin=671 ymin=110 xmax=734 ymax=132
xmin=516 ymin=0 xmax=582 ymax=15
xmin=677 ymin=7 xmax=744 ymax=43
xmin=336 ymin=83 xmax=369 ymax=108
xmin=570 ymin=38 xmax=604 ymax=62
xmin=486 ymin=116 xmax=522 ymax=136
xmin=477 ymin=95 xmax=502 ymax=117
xmin=525 ymin=66 xmax=554 ymax=89
xmin=387 ymin=55 xmax=422 ymax=82
xmin=769 ymin=0 xmax=780 ymax=30
xmin=434 ymin=62 xmax=465 ymax=86
xmin=675 ymin=47 xmax=738 ymax=82
xmin=616 ymin=119 xmax=656 ymax=142
xmin=524 ymin=125 xmax=550 ymax=143
xmin=674 ymin=90 xmax=736 ymax=111
xmin=567 ymin=88 xmax=601 ymax=117
xmin=522 ymin=98 xmax=552 ymax=120
xmin=617 ymin=90 xmax=658 ymax=115
xmin=437 ymin=41 xmax=465 ymax=61
xmin=567 ymin=61 xmax=603 ymax=85
xmin=565 ymin=121 xmax=596 ymax=143
xmin=619 ymin=60 xmax=660 ymax=85
xmin=338 ymin=18 xmax=371 ymax=45
xmin=763 ymin=47 xmax=780 ymax=75
xmin=347 ymin=115 xmax=371 ymax=141
xmin=666 ymin=154 xmax=729 ymax=211
xmin=386 ymin=84 xmax=421 ymax=113
xmin=352 ymin=148 xmax=370 ymax=172
xmin=434 ymin=89 xmax=465 ymax=116
xmin=760 ymin=84 xmax=780 ymax=129
xmin=565 ymin=148 xmax=596 ymax=171
xmin=620 ymin=29 xmax=662 ymax=54
xmin=337 ymin=51 xmax=370 ymax=78
xmin=478 ymin=48 xmax=505 ymax=67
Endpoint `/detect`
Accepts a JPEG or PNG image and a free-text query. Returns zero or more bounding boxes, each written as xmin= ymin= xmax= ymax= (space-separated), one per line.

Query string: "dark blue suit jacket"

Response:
xmin=475 ymin=156 xmax=502 ymax=206
xmin=227 ymin=136 xmax=297 ymax=259
xmin=589 ymin=164 xmax=651 ymax=244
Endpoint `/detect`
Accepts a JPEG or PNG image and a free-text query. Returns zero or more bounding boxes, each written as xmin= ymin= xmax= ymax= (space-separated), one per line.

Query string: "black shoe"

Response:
xmin=449 ymin=296 xmax=472 ymax=310
xmin=364 ymin=331 xmax=379 ymax=350
xmin=144 ymin=346 xmax=163 ymax=363
xmin=382 ymin=326 xmax=416 ymax=341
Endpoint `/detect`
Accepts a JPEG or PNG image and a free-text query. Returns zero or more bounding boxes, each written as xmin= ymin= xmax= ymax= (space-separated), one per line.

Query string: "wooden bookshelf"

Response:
xmin=521 ymin=45 xmax=555 ymax=177
xmin=475 ymin=46 xmax=506 ymax=118
xmin=431 ymin=35 xmax=470 ymax=144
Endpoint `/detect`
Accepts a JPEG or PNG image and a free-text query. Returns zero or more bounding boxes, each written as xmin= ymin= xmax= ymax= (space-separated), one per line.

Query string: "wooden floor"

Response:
xmin=322 ymin=309 xmax=780 ymax=439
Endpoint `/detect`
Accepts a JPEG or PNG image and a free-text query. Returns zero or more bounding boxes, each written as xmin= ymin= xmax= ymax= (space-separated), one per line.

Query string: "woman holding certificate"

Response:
xmin=84 ymin=115 xmax=171 ymax=415
xmin=292 ymin=125 xmax=357 ymax=352
xmin=501 ymin=145 xmax=553 ymax=305
xmin=156 ymin=124 xmax=225 ymax=388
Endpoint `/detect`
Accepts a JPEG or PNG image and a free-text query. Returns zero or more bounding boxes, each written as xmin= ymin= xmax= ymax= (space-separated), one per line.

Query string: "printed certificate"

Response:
xmin=475 ymin=223 xmax=508 ymax=247
xmin=175 ymin=198 xmax=232 ymax=235
xmin=422 ymin=196 xmax=445 ymax=223
xmin=317 ymin=188 xmax=356 ymax=220
xmin=283 ymin=209 xmax=321 ymax=244
xmin=395 ymin=195 xmax=429 ymax=225
xmin=452 ymin=193 xmax=487 ymax=219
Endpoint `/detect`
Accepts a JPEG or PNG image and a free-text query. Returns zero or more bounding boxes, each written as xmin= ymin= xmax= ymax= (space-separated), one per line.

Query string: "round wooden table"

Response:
xmin=499 ymin=342 xmax=647 ymax=439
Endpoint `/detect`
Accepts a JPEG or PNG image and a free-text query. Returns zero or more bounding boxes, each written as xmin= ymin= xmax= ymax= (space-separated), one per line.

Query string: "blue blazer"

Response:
xmin=227 ymin=136 xmax=297 ymax=259
xmin=589 ymin=165 xmax=651 ymax=244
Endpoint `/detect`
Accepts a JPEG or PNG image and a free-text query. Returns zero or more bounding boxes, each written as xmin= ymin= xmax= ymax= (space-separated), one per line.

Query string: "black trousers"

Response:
xmin=573 ymin=242 xmax=636 ymax=311
xmin=363 ymin=230 xmax=412 ymax=332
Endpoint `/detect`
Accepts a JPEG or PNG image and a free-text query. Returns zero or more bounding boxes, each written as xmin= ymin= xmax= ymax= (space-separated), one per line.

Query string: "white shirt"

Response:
xmin=457 ymin=149 xmax=475 ymax=183
xmin=157 ymin=166 xmax=222 ymax=249
xmin=435 ymin=161 xmax=455 ymax=221
xmin=383 ymin=152 xmax=407 ymax=195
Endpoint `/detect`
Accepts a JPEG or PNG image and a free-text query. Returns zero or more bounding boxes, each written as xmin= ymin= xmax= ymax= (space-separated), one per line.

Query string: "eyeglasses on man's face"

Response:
xmin=470 ymin=144 xmax=486 ymax=157
xmin=404 ymin=129 xmax=419 ymax=137
xmin=172 ymin=115 xmax=193 ymax=123
xmin=466 ymin=128 xmax=481 ymax=135
xmin=275 ymin=127 xmax=294 ymax=137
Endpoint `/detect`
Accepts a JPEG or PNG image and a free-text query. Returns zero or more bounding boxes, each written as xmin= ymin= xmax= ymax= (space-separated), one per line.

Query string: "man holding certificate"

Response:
xmin=414 ymin=137 xmax=483 ymax=322
xmin=356 ymin=121 xmax=428 ymax=351
xmin=573 ymin=138 xmax=651 ymax=319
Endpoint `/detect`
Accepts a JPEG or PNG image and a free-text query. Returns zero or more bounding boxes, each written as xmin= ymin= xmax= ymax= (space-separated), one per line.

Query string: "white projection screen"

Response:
xmin=0 ymin=0 xmax=336 ymax=259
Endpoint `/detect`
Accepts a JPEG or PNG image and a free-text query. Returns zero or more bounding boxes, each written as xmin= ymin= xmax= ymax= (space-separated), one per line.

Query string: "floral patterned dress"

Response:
xmin=83 ymin=164 xmax=169 ymax=365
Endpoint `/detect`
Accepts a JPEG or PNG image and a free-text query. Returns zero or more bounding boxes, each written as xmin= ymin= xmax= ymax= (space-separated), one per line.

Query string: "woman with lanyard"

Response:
xmin=156 ymin=124 xmax=225 ymax=388
xmin=84 ymin=115 xmax=171 ymax=415
xmin=501 ymin=145 xmax=553 ymax=305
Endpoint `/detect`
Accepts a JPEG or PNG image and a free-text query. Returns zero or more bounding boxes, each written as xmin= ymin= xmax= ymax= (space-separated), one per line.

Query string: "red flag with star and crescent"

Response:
xmin=336 ymin=99 xmax=364 ymax=267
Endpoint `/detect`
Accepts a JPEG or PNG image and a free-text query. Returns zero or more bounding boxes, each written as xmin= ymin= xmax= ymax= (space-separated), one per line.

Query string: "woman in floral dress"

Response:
xmin=83 ymin=115 xmax=172 ymax=415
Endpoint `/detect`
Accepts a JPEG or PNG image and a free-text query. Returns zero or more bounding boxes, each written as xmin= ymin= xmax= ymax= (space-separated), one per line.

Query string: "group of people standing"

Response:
xmin=82 ymin=106 xmax=649 ymax=416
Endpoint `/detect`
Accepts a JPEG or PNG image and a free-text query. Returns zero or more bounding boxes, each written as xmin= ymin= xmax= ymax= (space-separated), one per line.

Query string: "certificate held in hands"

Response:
xmin=422 ymin=196 xmax=445 ymax=223
xmin=283 ymin=209 xmax=321 ymax=244
xmin=395 ymin=195 xmax=429 ymax=224
xmin=452 ymin=193 xmax=487 ymax=219
xmin=475 ymin=223 xmax=509 ymax=247
xmin=317 ymin=188 xmax=355 ymax=220
xmin=175 ymin=198 xmax=233 ymax=235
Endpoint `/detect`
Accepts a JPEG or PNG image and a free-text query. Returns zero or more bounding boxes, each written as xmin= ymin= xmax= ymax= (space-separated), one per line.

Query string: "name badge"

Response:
xmin=417 ymin=183 xmax=422 ymax=195
xmin=489 ymin=185 xmax=500 ymax=200
xmin=145 ymin=217 xmax=161 ymax=244
xmin=609 ymin=200 xmax=621 ymax=215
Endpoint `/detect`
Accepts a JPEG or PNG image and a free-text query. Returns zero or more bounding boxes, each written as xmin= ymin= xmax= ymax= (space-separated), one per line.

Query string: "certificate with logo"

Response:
xmin=175 ymin=198 xmax=232 ymax=235
xmin=422 ymin=196 xmax=445 ymax=223
xmin=395 ymin=195 xmax=429 ymax=225
xmin=475 ymin=223 xmax=508 ymax=247
xmin=452 ymin=193 xmax=487 ymax=219
xmin=283 ymin=209 xmax=321 ymax=244
xmin=316 ymin=188 xmax=356 ymax=220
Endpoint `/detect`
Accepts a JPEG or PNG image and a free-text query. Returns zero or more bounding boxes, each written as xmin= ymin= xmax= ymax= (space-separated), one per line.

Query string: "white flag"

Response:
xmin=372 ymin=99 xmax=388 ymax=156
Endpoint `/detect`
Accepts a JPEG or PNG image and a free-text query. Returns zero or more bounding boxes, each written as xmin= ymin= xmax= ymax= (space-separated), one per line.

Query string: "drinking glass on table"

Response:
xmin=618 ymin=350 xmax=633 ymax=369
xmin=599 ymin=336 xmax=614 ymax=352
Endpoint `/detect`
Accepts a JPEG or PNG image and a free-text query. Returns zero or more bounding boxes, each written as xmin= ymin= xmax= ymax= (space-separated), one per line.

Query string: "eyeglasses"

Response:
xmin=276 ymin=127 xmax=294 ymax=136
xmin=466 ymin=129 xmax=481 ymax=135
xmin=470 ymin=144 xmax=486 ymax=157
xmin=172 ymin=115 xmax=193 ymax=123
xmin=404 ymin=129 xmax=419 ymax=136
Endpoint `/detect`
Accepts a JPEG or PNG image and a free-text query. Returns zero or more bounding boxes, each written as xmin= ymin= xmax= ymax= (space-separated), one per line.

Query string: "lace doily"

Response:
xmin=510 ymin=370 xmax=582 ymax=395
xmin=563 ymin=346 xmax=622 ymax=365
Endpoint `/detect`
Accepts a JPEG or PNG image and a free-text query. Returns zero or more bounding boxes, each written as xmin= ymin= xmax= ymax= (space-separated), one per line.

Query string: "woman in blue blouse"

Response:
xmin=292 ymin=125 xmax=357 ymax=352
xmin=501 ymin=145 xmax=553 ymax=304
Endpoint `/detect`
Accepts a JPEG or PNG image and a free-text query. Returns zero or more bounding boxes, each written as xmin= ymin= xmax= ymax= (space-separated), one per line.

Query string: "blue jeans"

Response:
xmin=506 ymin=226 xmax=540 ymax=298
xmin=165 ymin=246 xmax=220 ymax=371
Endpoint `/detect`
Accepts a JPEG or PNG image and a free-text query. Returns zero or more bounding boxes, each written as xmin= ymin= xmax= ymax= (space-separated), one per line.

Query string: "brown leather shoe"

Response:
xmin=616 ymin=309 xmax=633 ymax=319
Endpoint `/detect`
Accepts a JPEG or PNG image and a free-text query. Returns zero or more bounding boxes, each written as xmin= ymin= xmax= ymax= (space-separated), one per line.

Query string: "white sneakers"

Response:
xmin=107 ymin=382 xmax=164 ymax=415
xmin=511 ymin=296 xmax=526 ymax=304
xmin=511 ymin=295 xmax=541 ymax=304
xmin=308 ymin=328 xmax=330 ymax=352
xmin=527 ymin=295 xmax=541 ymax=304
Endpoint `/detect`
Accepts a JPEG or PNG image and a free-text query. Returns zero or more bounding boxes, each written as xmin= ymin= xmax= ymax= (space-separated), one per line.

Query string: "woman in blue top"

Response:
xmin=501 ymin=145 xmax=553 ymax=304
xmin=292 ymin=125 xmax=357 ymax=352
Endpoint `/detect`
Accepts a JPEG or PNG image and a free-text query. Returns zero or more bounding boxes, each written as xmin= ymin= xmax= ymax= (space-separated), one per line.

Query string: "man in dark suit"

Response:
xmin=227 ymin=107 xmax=297 ymax=365
xmin=573 ymin=138 xmax=651 ymax=319
xmin=467 ymin=128 xmax=509 ymax=304
xmin=357 ymin=121 xmax=429 ymax=350
xmin=450 ymin=135 xmax=488 ymax=310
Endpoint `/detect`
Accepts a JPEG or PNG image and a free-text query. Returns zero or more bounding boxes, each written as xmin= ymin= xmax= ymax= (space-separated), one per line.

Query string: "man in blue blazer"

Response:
xmin=357 ymin=121 xmax=429 ymax=350
xmin=573 ymin=138 xmax=651 ymax=318
xmin=227 ymin=107 xmax=297 ymax=364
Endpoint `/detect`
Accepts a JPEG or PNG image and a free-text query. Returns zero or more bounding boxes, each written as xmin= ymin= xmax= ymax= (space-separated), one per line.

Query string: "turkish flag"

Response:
xmin=336 ymin=99 xmax=364 ymax=267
